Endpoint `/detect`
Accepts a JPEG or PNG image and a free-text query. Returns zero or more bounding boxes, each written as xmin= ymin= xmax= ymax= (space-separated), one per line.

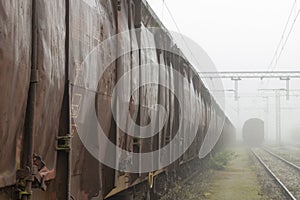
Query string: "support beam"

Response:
xmin=232 ymin=78 xmax=241 ymax=101
xmin=275 ymin=91 xmax=281 ymax=144
xmin=199 ymin=71 xmax=300 ymax=79
xmin=286 ymin=78 xmax=290 ymax=100
xmin=263 ymin=97 xmax=269 ymax=141
xmin=200 ymin=71 xmax=300 ymax=101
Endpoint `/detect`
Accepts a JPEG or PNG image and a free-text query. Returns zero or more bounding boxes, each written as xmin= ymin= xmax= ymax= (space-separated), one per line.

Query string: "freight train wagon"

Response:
xmin=0 ymin=0 xmax=235 ymax=199
xmin=243 ymin=118 xmax=264 ymax=146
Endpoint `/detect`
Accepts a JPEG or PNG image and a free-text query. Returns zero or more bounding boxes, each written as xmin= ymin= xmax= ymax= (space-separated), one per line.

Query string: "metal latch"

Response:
xmin=56 ymin=135 xmax=72 ymax=151
xmin=148 ymin=172 xmax=154 ymax=189
xmin=16 ymin=154 xmax=48 ymax=198
xmin=32 ymin=154 xmax=47 ymax=191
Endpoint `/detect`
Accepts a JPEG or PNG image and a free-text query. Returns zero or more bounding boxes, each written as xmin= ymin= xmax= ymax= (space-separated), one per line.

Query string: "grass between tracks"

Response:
xmin=160 ymin=148 xmax=265 ymax=200
xmin=208 ymin=151 xmax=236 ymax=170
xmin=159 ymin=150 xmax=235 ymax=200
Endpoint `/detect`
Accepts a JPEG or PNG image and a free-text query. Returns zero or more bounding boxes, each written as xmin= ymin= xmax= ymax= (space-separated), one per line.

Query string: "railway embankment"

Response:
xmin=160 ymin=147 xmax=289 ymax=200
xmin=203 ymin=148 xmax=263 ymax=200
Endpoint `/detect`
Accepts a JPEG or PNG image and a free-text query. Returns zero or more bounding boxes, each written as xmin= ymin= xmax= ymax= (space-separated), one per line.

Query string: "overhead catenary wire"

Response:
xmin=274 ymin=8 xmax=300 ymax=68
xmin=268 ymin=0 xmax=298 ymax=70
xmin=162 ymin=0 xmax=202 ymax=69
xmin=161 ymin=0 xmax=165 ymax=21
xmin=269 ymin=1 xmax=300 ymax=72
xmin=263 ymin=1 xmax=299 ymax=88
xmin=163 ymin=0 xmax=221 ymax=97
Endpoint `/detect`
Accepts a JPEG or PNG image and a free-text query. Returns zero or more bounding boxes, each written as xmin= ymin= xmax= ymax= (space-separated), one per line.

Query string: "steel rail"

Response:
xmin=263 ymin=147 xmax=300 ymax=172
xmin=251 ymin=149 xmax=297 ymax=200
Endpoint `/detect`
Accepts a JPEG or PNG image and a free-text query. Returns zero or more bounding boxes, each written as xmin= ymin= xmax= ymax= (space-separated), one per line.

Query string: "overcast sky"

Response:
xmin=147 ymin=0 xmax=300 ymax=141
xmin=147 ymin=0 xmax=300 ymax=71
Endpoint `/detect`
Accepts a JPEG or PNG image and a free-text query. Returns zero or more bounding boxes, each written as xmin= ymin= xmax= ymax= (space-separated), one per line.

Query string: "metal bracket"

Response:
xmin=16 ymin=154 xmax=48 ymax=198
xmin=17 ymin=167 xmax=33 ymax=181
xmin=16 ymin=166 xmax=34 ymax=199
xmin=18 ymin=190 xmax=32 ymax=196
xmin=148 ymin=172 xmax=154 ymax=189
xmin=56 ymin=135 xmax=72 ymax=151
xmin=117 ymin=0 xmax=121 ymax=11
xmin=32 ymin=154 xmax=47 ymax=191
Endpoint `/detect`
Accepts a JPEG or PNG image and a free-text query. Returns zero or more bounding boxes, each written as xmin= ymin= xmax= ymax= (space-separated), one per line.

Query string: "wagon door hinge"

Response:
xmin=32 ymin=154 xmax=48 ymax=191
xmin=16 ymin=167 xmax=33 ymax=199
xmin=16 ymin=154 xmax=48 ymax=198
xmin=56 ymin=135 xmax=72 ymax=151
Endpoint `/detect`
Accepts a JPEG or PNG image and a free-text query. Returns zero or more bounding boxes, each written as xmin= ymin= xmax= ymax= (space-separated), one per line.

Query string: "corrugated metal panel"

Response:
xmin=188 ymin=71 xmax=196 ymax=158
xmin=168 ymin=61 xmax=175 ymax=166
xmin=158 ymin=52 xmax=170 ymax=165
xmin=32 ymin=0 xmax=66 ymax=179
xmin=127 ymin=0 xmax=140 ymax=185
xmin=182 ymin=65 xmax=190 ymax=161
xmin=0 ymin=0 xmax=32 ymax=188
xmin=116 ymin=0 xmax=131 ymax=176
xmin=139 ymin=25 xmax=159 ymax=172
xmin=69 ymin=0 xmax=117 ymax=198
xmin=0 ymin=0 xmax=235 ymax=198
xmin=96 ymin=0 xmax=117 ymax=196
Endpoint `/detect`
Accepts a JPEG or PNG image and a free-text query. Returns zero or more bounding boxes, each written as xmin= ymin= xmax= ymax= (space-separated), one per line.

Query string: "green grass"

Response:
xmin=209 ymin=151 xmax=235 ymax=170
xmin=159 ymin=183 xmax=198 ymax=200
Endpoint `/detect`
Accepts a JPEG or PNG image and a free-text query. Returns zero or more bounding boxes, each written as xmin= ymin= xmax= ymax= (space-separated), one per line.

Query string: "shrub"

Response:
xmin=209 ymin=151 xmax=235 ymax=170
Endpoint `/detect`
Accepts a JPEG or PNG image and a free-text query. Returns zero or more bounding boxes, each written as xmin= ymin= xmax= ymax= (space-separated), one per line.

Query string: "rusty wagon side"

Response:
xmin=0 ymin=0 xmax=235 ymax=199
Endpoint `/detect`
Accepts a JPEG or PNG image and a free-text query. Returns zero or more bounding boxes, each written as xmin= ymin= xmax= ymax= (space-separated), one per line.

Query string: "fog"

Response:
xmin=147 ymin=0 xmax=300 ymax=142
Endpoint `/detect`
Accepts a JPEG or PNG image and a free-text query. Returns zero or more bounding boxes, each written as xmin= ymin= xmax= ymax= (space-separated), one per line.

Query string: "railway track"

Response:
xmin=267 ymin=145 xmax=300 ymax=166
xmin=251 ymin=148 xmax=300 ymax=200
xmin=263 ymin=147 xmax=300 ymax=171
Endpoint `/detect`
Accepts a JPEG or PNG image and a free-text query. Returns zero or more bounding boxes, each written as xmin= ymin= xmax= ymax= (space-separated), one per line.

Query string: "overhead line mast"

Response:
xmin=199 ymin=71 xmax=300 ymax=100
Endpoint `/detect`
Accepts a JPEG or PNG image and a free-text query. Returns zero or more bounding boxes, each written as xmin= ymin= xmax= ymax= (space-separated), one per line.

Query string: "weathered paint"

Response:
xmin=0 ymin=1 xmax=235 ymax=199
xmin=0 ymin=0 xmax=32 ymax=189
